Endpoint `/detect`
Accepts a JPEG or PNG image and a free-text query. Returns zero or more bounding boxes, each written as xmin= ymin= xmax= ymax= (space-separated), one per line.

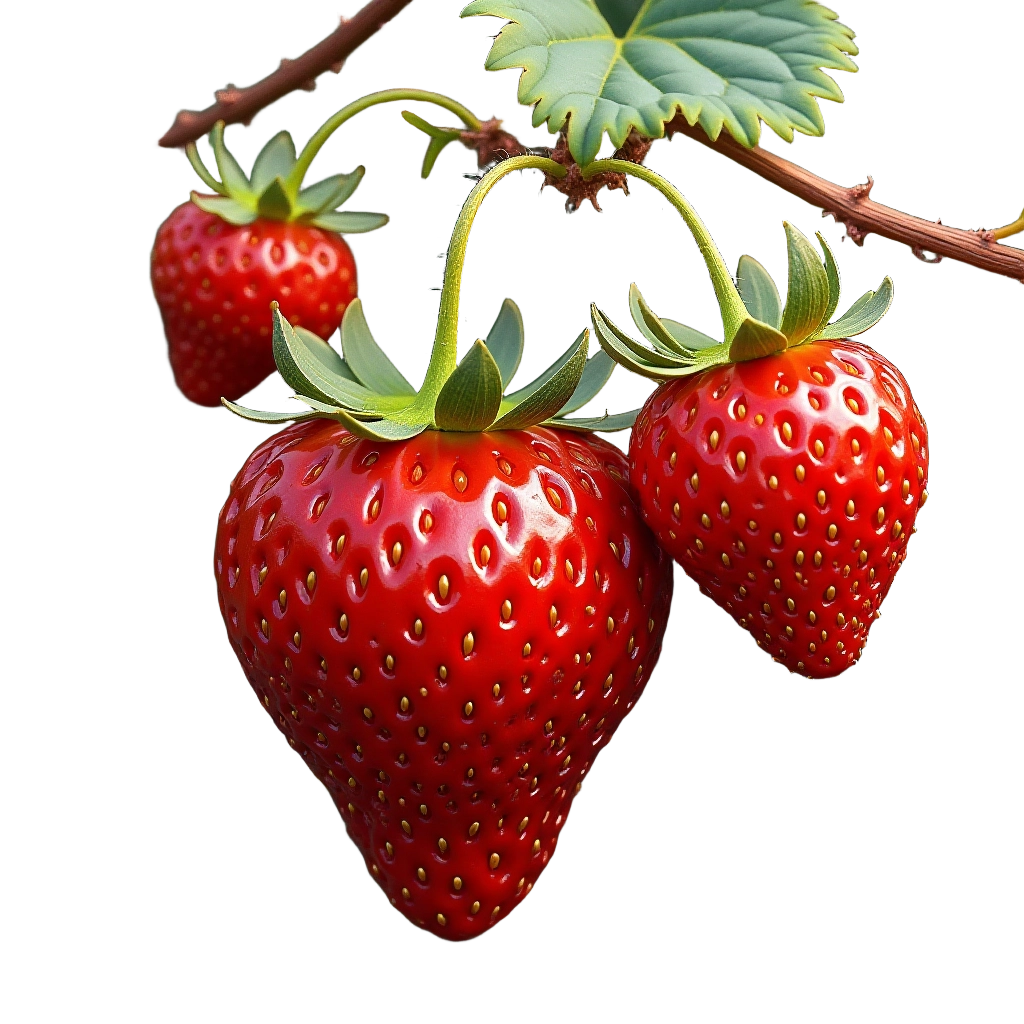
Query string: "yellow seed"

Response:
xmin=755 ymin=414 xmax=764 ymax=425
xmin=736 ymin=451 xmax=747 ymax=471
xmin=453 ymin=469 xmax=468 ymax=492
xmin=690 ymin=472 xmax=699 ymax=491
xmin=464 ymin=701 xmax=474 ymax=716
xmin=463 ymin=633 xmax=475 ymax=657
xmin=814 ymin=440 xmax=825 ymax=458
xmin=438 ymin=837 xmax=448 ymax=854
xmin=877 ymin=507 xmax=885 ymax=524
xmin=352 ymin=667 xmax=361 ymax=681
xmin=335 ymin=533 xmax=347 ymax=555
xmin=492 ymin=683 xmax=501 ymax=698
xmin=385 ymin=654 xmax=394 ymax=671
xmin=480 ymin=544 xmax=491 ymax=567
xmin=795 ymin=464 xmax=806 ymax=482
xmin=837 ymin=613 xmax=846 ymax=626
xmin=721 ymin=553 xmax=731 ymax=567
xmin=363 ymin=707 xmax=373 ymax=720
xmin=796 ymin=550 xmax=805 ymax=566
xmin=773 ymin=531 xmax=782 ymax=546
xmin=847 ymin=397 xmax=860 ymax=414
xmin=846 ymin=500 xmax=855 ymax=516
xmin=532 ymin=557 xmax=542 ymax=576
xmin=370 ymin=498 xmax=380 ymax=520
xmin=701 ymin=513 xmax=712 ymax=529
xmin=306 ymin=571 xmax=317 ymax=593
xmin=920 ymin=489 xmax=929 ymax=505
xmin=564 ymin=559 xmax=574 ymax=580
xmin=786 ymin=598 xmax=796 ymax=612
xmin=438 ymin=575 xmax=449 ymax=599
xmin=876 ymin=466 xmax=885 ymax=486
xmin=391 ymin=542 xmax=403 ymax=566
xmin=339 ymin=613 xmax=348 ymax=633
xmin=902 ymin=480 xmax=910 ymax=499
xmin=400 ymin=696 xmax=409 ymax=712
xmin=814 ymin=551 xmax=823 ymax=567
xmin=749 ymin=519 xmax=758 ymax=531
xmin=606 ymin=616 xmax=615 ymax=634
xmin=816 ymin=489 xmax=826 ymax=507
xmin=736 ymin=403 xmax=747 ymax=420
xmin=828 ymin=524 xmax=838 ymax=540
xmin=293 ymin=631 xmax=301 ymax=647
xmin=546 ymin=487 xmax=562 ymax=509
xmin=549 ymin=606 xmax=557 ymax=627
xmin=496 ymin=500 xmax=508 ymax=523
xmin=796 ymin=513 xmax=806 ymax=529
xmin=469 ymin=821 xmax=480 ymax=837
xmin=709 ymin=430 xmax=720 ymax=451
xmin=278 ymin=589 xmax=287 ymax=611
xmin=768 ymin=475 xmax=778 ymax=490
xmin=401 ymin=820 xmax=410 ymax=834
xmin=892 ymin=520 xmax=903 ymax=538
xmin=501 ymin=600 xmax=512 ymax=621
xmin=422 ymin=512 xmax=434 ymax=532
xmin=811 ymin=371 xmax=824 ymax=384
xmin=518 ymin=817 xmax=529 ymax=833
xmin=669 ymin=451 xmax=678 ymax=468
xmin=453 ymin=876 xmax=463 ymax=891
xmin=826 ymin=586 xmax=836 ymax=600
xmin=489 ymin=853 xmax=500 ymax=869
xmin=673 ymin=502 xmax=682 ymax=518
xmin=522 ymin=643 xmax=532 ymax=656
xmin=417 ymin=867 xmax=427 ymax=881
xmin=359 ymin=567 xmax=369 ymax=588
xmin=883 ymin=427 xmax=894 ymax=445
xmin=603 ymin=673 xmax=613 ymax=690
xmin=852 ymin=439 xmax=861 ymax=456
xmin=720 ymin=501 xmax=731 ymax=518
xmin=413 ymin=618 xmax=422 ymax=636
xmin=782 ymin=422 xmax=793 ymax=443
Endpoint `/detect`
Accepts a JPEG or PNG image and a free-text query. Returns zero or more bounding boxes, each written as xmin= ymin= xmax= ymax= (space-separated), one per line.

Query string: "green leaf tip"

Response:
xmin=402 ymin=110 xmax=464 ymax=178
xmin=462 ymin=0 xmax=858 ymax=164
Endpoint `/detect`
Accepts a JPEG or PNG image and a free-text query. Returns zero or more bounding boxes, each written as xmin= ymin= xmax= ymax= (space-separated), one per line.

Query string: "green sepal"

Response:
xmin=210 ymin=121 xmax=251 ymax=197
xmin=629 ymin=284 xmax=718 ymax=356
xmin=332 ymin=408 xmax=430 ymax=441
xmin=779 ymin=222 xmax=831 ymax=345
xmin=817 ymin=233 xmax=842 ymax=331
xmin=492 ymin=330 xmax=589 ymax=429
xmin=729 ymin=317 xmax=790 ymax=362
xmin=815 ymin=278 xmax=894 ymax=340
xmin=250 ymin=131 xmax=297 ymax=193
xmin=257 ymin=178 xmax=293 ymax=220
xmin=434 ymin=340 xmax=505 ymax=430
xmin=310 ymin=211 xmax=389 ymax=234
xmin=296 ymin=170 xmax=365 ymax=217
xmin=545 ymin=409 xmax=640 ymax=433
xmin=189 ymin=192 xmax=258 ymax=226
xmin=292 ymin=326 xmax=357 ymax=381
xmin=484 ymin=299 xmax=524 ymax=388
xmin=220 ymin=398 xmax=322 ymax=425
xmin=736 ymin=255 xmax=782 ymax=330
xmin=402 ymin=111 xmax=463 ymax=179
xmin=557 ymin=350 xmax=615 ymax=416
xmin=186 ymin=142 xmax=226 ymax=195
xmin=340 ymin=300 xmax=416 ymax=396
xmin=591 ymin=306 xmax=710 ymax=380
xmin=273 ymin=307 xmax=382 ymax=411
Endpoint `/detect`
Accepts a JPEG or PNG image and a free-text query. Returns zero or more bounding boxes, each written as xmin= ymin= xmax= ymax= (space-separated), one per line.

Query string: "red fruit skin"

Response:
xmin=214 ymin=421 xmax=673 ymax=939
xmin=629 ymin=339 xmax=928 ymax=678
xmin=151 ymin=202 xmax=358 ymax=406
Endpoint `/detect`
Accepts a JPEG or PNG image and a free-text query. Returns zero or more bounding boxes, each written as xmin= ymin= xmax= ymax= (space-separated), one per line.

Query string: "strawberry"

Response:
xmin=592 ymin=183 xmax=928 ymax=678
xmin=151 ymin=121 xmax=387 ymax=405
xmin=213 ymin=155 xmax=673 ymax=938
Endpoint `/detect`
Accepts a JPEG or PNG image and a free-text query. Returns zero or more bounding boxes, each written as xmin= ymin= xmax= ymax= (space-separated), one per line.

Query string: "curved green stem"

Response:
xmin=992 ymin=207 xmax=1024 ymax=241
xmin=585 ymin=159 xmax=748 ymax=342
xmin=286 ymin=89 xmax=483 ymax=193
xmin=402 ymin=155 xmax=567 ymax=423
xmin=185 ymin=142 xmax=226 ymax=194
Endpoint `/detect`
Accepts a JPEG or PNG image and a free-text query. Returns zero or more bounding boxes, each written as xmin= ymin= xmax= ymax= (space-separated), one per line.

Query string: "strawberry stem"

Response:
xmin=584 ymin=159 xmax=749 ymax=342
xmin=286 ymin=89 xmax=485 ymax=195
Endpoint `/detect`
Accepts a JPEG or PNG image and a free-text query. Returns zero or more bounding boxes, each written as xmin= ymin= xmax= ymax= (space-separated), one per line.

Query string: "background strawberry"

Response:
xmin=593 ymin=197 xmax=928 ymax=677
xmin=151 ymin=121 xmax=387 ymax=405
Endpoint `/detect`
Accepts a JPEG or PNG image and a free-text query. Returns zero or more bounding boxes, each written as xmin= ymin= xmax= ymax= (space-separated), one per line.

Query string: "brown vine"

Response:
xmin=158 ymin=0 xmax=414 ymax=149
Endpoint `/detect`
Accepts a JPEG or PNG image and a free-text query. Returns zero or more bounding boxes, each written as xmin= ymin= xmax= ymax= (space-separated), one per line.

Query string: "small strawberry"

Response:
xmin=151 ymin=121 xmax=387 ymax=405
xmin=593 ymin=201 xmax=928 ymax=678
xmin=214 ymin=155 xmax=674 ymax=939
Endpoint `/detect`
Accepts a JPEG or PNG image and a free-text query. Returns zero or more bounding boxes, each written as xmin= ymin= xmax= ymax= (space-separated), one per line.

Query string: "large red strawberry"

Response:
xmin=213 ymin=154 xmax=673 ymax=938
xmin=151 ymin=121 xmax=387 ymax=405
xmin=593 ymin=209 xmax=928 ymax=678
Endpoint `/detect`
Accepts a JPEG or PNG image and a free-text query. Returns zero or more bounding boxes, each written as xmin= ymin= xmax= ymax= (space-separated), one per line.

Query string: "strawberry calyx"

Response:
xmin=186 ymin=121 xmax=388 ymax=233
xmin=224 ymin=155 xmax=639 ymax=439
xmin=585 ymin=160 xmax=894 ymax=381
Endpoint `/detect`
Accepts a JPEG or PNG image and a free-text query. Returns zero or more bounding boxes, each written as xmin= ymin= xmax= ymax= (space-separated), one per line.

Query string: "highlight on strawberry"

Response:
xmin=214 ymin=155 xmax=674 ymax=940
xmin=586 ymin=161 xmax=928 ymax=678
xmin=151 ymin=89 xmax=486 ymax=406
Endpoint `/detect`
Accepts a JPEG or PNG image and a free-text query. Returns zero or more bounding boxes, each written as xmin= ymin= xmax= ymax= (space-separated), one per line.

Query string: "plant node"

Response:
xmin=543 ymin=129 xmax=653 ymax=213
xmin=458 ymin=118 xmax=529 ymax=168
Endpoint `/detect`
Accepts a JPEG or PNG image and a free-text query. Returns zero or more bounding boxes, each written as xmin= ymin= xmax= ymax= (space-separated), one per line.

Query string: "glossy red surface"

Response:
xmin=214 ymin=421 xmax=674 ymax=939
xmin=629 ymin=339 xmax=929 ymax=678
xmin=151 ymin=202 xmax=358 ymax=405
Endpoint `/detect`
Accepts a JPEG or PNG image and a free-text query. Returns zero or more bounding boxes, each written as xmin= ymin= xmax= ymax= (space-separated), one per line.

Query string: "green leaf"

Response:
xmin=190 ymin=192 xmax=258 ymax=226
xmin=402 ymin=110 xmax=463 ymax=178
xmin=310 ymin=210 xmax=389 ymax=234
xmin=492 ymin=329 xmax=589 ymax=429
xmin=778 ymin=222 xmax=831 ymax=345
xmin=736 ymin=255 xmax=782 ymax=329
xmin=815 ymin=277 xmax=894 ymax=339
xmin=332 ymin=408 xmax=430 ymax=441
xmin=816 ymin=231 xmax=842 ymax=330
xmin=209 ymin=122 xmax=252 ymax=198
xmin=296 ymin=169 xmax=365 ymax=216
xmin=462 ymin=0 xmax=858 ymax=164
xmin=628 ymin=283 xmax=721 ymax=356
xmin=434 ymin=340 xmax=505 ymax=430
xmin=340 ymin=300 xmax=416 ymax=396
xmin=728 ymin=316 xmax=789 ymax=362
xmin=558 ymin=349 xmax=615 ymax=415
xmin=484 ymin=298 xmax=524 ymax=388
xmin=221 ymin=398 xmax=322 ymax=424
xmin=257 ymin=178 xmax=293 ymax=220
xmin=250 ymin=131 xmax=297 ymax=193
xmin=545 ymin=408 xmax=640 ymax=432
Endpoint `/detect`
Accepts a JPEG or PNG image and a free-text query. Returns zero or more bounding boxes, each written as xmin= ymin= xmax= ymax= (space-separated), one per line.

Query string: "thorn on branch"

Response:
xmin=848 ymin=176 xmax=874 ymax=201
xmin=912 ymin=247 xmax=943 ymax=264
xmin=214 ymin=84 xmax=243 ymax=105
